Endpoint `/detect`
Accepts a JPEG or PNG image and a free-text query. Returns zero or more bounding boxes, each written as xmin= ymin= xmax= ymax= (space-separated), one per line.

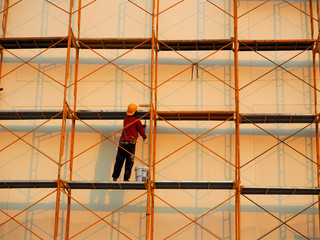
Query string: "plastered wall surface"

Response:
xmin=0 ymin=0 xmax=319 ymax=239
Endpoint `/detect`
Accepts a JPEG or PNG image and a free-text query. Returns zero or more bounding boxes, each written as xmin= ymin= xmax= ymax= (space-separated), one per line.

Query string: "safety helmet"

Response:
xmin=127 ymin=103 xmax=138 ymax=116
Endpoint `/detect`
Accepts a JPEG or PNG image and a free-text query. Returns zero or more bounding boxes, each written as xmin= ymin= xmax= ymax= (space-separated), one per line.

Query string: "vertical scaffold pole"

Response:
xmin=65 ymin=1 xmax=81 ymax=239
xmin=315 ymin=0 xmax=320 ymax=236
xmin=1 ymin=0 xmax=9 ymax=38
xmin=146 ymin=0 xmax=157 ymax=239
xmin=54 ymin=0 xmax=75 ymax=239
xmin=309 ymin=0 xmax=315 ymax=39
xmin=151 ymin=1 xmax=159 ymax=239
xmin=0 ymin=0 xmax=9 ymax=84
xmin=233 ymin=0 xmax=241 ymax=239
xmin=313 ymin=44 xmax=320 ymax=240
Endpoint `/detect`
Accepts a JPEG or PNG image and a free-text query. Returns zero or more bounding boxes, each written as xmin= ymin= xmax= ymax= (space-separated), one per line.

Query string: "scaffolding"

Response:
xmin=0 ymin=0 xmax=320 ymax=239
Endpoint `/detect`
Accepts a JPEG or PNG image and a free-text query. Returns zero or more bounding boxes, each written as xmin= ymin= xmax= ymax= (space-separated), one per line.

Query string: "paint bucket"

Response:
xmin=135 ymin=166 xmax=149 ymax=181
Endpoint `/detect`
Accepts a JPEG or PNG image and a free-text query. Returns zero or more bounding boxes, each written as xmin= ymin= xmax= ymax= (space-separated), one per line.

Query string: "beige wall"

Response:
xmin=0 ymin=0 xmax=319 ymax=239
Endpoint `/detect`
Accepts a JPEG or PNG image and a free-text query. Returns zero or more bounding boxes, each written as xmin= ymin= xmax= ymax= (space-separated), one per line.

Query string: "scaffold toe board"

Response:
xmin=241 ymin=186 xmax=320 ymax=195
xmin=240 ymin=114 xmax=316 ymax=123
xmin=158 ymin=39 xmax=233 ymax=51
xmin=78 ymin=38 xmax=152 ymax=49
xmin=0 ymin=111 xmax=63 ymax=120
xmin=0 ymin=37 xmax=69 ymax=49
xmin=154 ymin=181 xmax=235 ymax=189
xmin=238 ymin=39 xmax=315 ymax=51
xmin=157 ymin=111 xmax=235 ymax=121
xmin=75 ymin=110 xmax=149 ymax=120
xmin=0 ymin=180 xmax=57 ymax=188
xmin=67 ymin=181 xmax=148 ymax=190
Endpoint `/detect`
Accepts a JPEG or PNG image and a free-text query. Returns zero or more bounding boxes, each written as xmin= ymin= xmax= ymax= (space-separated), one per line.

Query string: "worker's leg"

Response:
xmin=112 ymin=143 xmax=127 ymax=180
xmin=123 ymin=143 xmax=136 ymax=181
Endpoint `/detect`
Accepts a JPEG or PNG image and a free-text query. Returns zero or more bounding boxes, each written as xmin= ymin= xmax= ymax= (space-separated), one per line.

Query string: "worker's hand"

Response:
xmin=143 ymin=124 xmax=147 ymax=129
xmin=143 ymin=136 xmax=147 ymax=142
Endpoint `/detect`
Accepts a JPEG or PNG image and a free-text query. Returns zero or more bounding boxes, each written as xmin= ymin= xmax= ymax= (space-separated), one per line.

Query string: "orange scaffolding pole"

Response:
xmin=152 ymin=1 xmax=160 ymax=239
xmin=64 ymin=0 xmax=82 ymax=238
xmin=54 ymin=1 xmax=75 ymax=239
xmin=316 ymin=0 xmax=320 ymax=235
xmin=146 ymin=0 xmax=158 ymax=238
xmin=0 ymin=0 xmax=9 ymax=88
xmin=309 ymin=0 xmax=315 ymax=39
xmin=234 ymin=0 xmax=240 ymax=239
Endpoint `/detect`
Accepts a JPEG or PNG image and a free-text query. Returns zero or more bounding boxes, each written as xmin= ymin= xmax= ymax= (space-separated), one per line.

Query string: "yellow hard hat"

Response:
xmin=127 ymin=103 xmax=138 ymax=116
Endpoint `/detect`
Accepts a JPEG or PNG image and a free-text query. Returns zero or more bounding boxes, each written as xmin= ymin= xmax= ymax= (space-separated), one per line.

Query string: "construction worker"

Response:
xmin=112 ymin=103 xmax=147 ymax=181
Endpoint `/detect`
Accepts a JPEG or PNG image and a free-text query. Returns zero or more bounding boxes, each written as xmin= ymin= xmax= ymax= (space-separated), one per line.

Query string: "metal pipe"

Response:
xmin=65 ymin=0 xmax=82 ymax=238
xmin=316 ymin=0 xmax=320 ymax=236
xmin=233 ymin=0 xmax=240 ymax=238
xmin=0 ymin=0 xmax=9 ymax=88
xmin=54 ymin=1 xmax=75 ymax=239
xmin=151 ymin=1 xmax=160 ymax=237
xmin=146 ymin=0 xmax=157 ymax=238
xmin=309 ymin=0 xmax=315 ymax=38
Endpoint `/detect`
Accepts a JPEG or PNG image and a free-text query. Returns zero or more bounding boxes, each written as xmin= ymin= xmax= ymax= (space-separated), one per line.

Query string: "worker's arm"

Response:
xmin=137 ymin=120 xmax=147 ymax=139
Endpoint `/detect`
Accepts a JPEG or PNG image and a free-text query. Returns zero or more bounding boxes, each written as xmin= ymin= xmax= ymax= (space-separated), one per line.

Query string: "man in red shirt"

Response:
xmin=112 ymin=103 xmax=147 ymax=181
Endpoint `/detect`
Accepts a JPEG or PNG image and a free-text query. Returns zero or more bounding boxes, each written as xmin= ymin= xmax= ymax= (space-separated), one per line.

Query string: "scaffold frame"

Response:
xmin=0 ymin=0 xmax=320 ymax=239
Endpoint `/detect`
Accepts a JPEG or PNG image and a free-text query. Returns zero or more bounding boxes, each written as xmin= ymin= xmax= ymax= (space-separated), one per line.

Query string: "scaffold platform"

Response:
xmin=0 ymin=180 xmax=234 ymax=190
xmin=0 ymin=110 xmax=317 ymax=123
xmin=241 ymin=186 xmax=320 ymax=195
xmin=0 ymin=180 xmax=319 ymax=195
xmin=0 ymin=37 xmax=316 ymax=51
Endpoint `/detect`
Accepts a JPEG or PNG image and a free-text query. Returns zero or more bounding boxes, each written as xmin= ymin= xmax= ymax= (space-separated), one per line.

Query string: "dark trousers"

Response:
xmin=112 ymin=141 xmax=136 ymax=181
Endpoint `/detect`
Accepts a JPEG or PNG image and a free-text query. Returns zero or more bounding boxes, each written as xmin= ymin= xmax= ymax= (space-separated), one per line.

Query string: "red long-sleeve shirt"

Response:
xmin=120 ymin=116 xmax=146 ymax=142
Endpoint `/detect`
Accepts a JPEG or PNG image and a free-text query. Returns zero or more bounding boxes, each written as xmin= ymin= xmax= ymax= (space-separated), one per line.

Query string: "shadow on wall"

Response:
xmin=89 ymin=133 xmax=125 ymax=207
